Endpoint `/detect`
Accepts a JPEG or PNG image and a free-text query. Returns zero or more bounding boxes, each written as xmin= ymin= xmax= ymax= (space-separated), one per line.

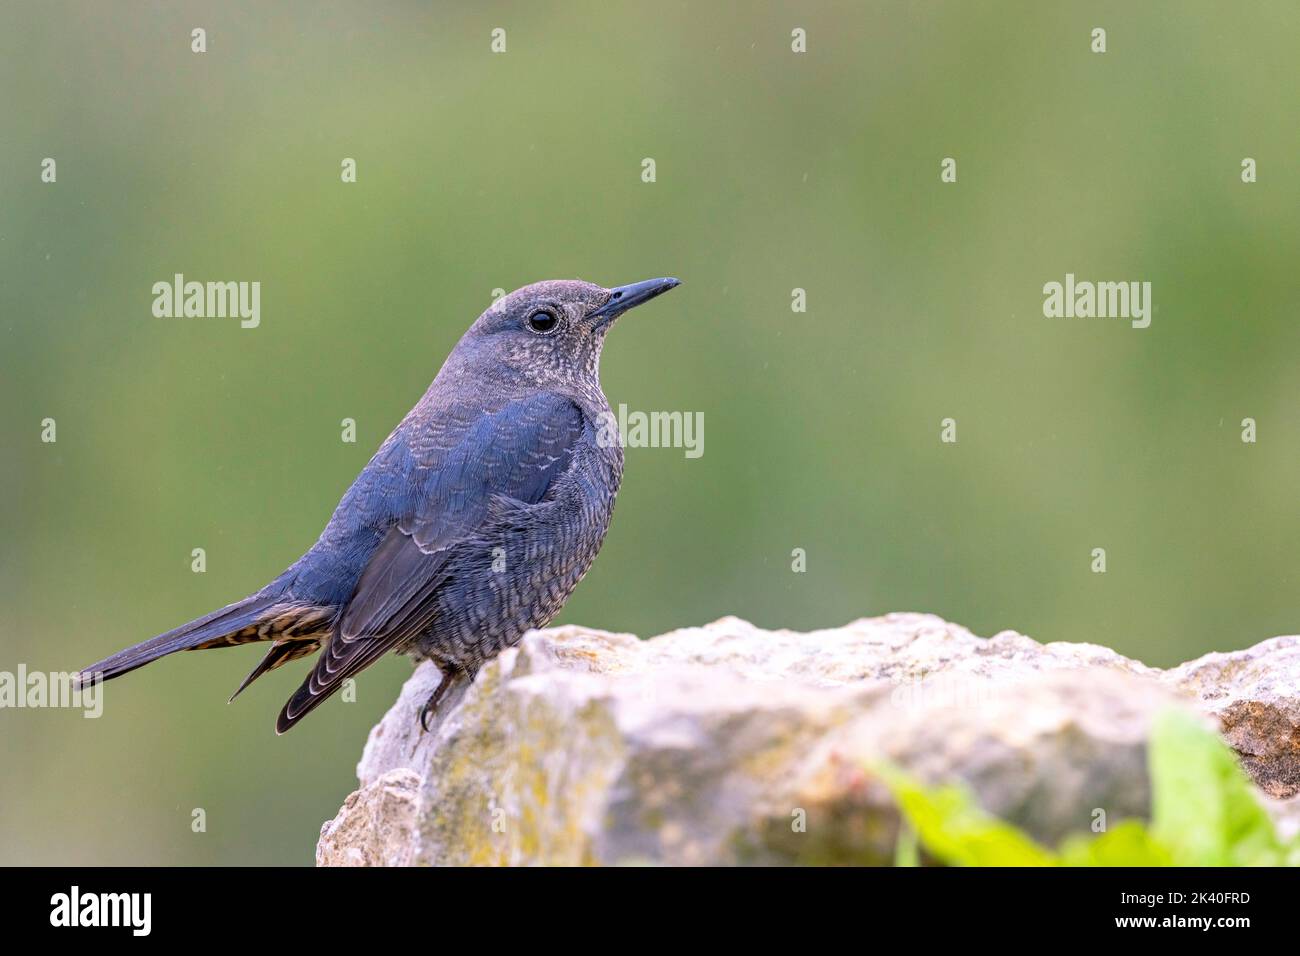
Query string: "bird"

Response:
xmin=77 ymin=277 xmax=681 ymax=733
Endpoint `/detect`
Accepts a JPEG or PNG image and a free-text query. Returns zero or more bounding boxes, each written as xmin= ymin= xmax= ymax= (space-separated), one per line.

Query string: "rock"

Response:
xmin=316 ymin=768 xmax=422 ymax=867
xmin=314 ymin=614 xmax=1300 ymax=866
xmin=1161 ymin=636 xmax=1300 ymax=799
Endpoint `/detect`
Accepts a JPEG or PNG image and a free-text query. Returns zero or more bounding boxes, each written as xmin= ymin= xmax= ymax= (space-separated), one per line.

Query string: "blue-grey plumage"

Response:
xmin=77 ymin=277 xmax=681 ymax=733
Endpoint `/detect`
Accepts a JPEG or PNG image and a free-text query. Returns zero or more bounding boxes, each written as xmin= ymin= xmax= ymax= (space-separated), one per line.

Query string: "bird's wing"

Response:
xmin=276 ymin=392 xmax=587 ymax=732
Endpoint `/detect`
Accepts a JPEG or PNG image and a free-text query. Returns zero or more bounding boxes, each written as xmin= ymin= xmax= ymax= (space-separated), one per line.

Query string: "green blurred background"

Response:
xmin=1 ymin=1 xmax=1296 ymax=864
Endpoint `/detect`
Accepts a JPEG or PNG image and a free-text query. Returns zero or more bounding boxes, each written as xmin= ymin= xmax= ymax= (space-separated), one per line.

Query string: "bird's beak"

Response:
xmin=589 ymin=277 xmax=681 ymax=325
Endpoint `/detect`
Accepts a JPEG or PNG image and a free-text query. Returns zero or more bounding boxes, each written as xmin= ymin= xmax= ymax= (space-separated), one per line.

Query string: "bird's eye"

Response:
xmin=526 ymin=309 xmax=560 ymax=335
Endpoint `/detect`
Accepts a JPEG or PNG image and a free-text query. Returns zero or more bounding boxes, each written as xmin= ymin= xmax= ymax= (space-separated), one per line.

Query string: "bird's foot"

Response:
xmin=418 ymin=666 xmax=459 ymax=733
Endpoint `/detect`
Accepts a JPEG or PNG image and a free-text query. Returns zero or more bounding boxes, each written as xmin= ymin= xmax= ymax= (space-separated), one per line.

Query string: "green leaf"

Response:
xmin=893 ymin=823 xmax=919 ymax=868
xmin=877 ymin=765 xmax=1058 ymax=866
xmin=1148 ymin=709 xmax=1288 ymax=866
xmin=877 ymin=708 xmax=1300 ymax=867
xmin=1058 ymin=820 xmax=1172 ymax=866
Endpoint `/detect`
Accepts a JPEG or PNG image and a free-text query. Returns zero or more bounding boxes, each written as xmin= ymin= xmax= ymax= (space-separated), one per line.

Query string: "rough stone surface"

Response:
xmin=314 ymin=614 xmax=1300 ymax=866
xmin=1161 ymin=636 xmax=1300 ymax=799
xmin=316 ymin=768 xmax=422 ymax=867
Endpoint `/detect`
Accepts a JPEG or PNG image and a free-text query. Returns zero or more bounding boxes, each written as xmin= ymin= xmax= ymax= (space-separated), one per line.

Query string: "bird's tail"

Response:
xmin=76 ymin=591 xmax=332 ymax=687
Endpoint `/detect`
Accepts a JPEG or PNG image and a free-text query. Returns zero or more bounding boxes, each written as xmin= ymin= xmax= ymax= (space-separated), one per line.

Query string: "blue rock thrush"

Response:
xmin=78 ymin=277 xmax=681 ymax=732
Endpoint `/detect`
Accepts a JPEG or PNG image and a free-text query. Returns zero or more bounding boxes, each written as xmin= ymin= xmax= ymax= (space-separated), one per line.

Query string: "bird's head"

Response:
xmin=457 ymin=277 xmax=681 ymax=389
